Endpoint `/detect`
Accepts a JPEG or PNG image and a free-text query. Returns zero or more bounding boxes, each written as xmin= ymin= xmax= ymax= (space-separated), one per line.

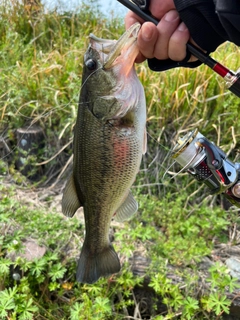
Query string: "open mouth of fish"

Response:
xmin=89 ymin=22 xmax=141 ymax=71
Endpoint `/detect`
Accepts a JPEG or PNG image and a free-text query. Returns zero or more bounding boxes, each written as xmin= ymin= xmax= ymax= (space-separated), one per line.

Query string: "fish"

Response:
xmin=62 ymin=22 xmax=147 ymax=284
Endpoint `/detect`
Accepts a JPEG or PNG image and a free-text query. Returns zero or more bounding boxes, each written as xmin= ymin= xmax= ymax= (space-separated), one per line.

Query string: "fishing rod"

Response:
xmin=117 ymin=0 xmax=240 ymax=207
xmin=117 ymin=0 xmax=240 ymax=98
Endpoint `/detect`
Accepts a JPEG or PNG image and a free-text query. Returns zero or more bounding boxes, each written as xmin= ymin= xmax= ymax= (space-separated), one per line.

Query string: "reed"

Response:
xmin=0 ymin=0 xmax=239 ymax=192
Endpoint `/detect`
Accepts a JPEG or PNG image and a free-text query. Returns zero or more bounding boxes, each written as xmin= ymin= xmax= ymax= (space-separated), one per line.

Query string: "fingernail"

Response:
xmin=142 ymin=24 xmax=153 ymax=41
xmin=178 ymin=22 xmax=188 ymax=31
xmin=164 ymin=10 xmax=179 ymax=22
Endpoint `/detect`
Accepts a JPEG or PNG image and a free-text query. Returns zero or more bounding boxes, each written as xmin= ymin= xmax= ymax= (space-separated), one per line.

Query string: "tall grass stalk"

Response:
xmin=0 ymin=0 xmax=239 ymax=192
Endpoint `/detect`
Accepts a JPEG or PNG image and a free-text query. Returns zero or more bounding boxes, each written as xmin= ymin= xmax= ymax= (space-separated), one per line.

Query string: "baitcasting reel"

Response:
xmin=171 ymin=129 xmax=240 ymax=208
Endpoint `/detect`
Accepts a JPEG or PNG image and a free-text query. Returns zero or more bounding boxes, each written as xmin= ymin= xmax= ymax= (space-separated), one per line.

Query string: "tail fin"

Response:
xmin=76 ymin=243 xmax=121 ymax=284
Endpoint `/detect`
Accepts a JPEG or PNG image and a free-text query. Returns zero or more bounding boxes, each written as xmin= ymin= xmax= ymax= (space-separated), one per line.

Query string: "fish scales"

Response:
xmin=76 ymin=112 xmax=139 ymax=246
xmin=62 ymin=23 xmax=146 ymax=284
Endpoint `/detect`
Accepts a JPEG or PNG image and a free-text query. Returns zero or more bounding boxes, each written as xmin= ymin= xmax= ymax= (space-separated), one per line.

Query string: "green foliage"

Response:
xmin=122 ymin=193 xmax=229 ymax=266
xmin=0 ymin=286 xmax=38 ymax=320
xmin=0 ymin=0 xmax=124 ymax=183
xmin=1 ymin=1 xmax=240 ymax=319
xmin=70 ymin=295 xmax=112 ymax=320
xmin=115 ymin=193 xmax=239 ymax=318
xmin=0 ymin=179 xmax=144 ymax=319
xmin=1 ymin=176 xmax=239 ymax=319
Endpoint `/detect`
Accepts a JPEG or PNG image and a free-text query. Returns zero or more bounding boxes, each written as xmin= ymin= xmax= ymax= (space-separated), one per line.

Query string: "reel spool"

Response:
xmin=172 ymin=129 xmax=205 ymax=170
xmin=171 ymin=129 xmax=240 ymax=208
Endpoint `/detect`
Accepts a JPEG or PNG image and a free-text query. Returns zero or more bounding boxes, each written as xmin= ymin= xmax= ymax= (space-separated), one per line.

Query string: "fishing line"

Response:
xmin=146 ymin=131 xmax=170 ymax=152
xmin=74 ymin=66 xmax=109 ymax=109
xmin=146 ymin=131 xmax=172 ymax=168
xmin=2 ymin=66 xmax=103 ymax=159
xmin=162 ymin=158 xmax=176 ymax=181
xmin=168 ymin=152 xmax=199 ymax=180
xmin=0 ymin=122 xmax=41 ymax=161
xmin=1 ymin=85 xmax=81 ymax=161
xmin=0 ymin=64 xmax=105 ymax=184
xmin=13 ymin=98 xmax=78 ymax=120
xmin=140 ymin=131 xmax=178 ymax=190
xmin=79 ymin=65 xmax=103 ymax=92
xmin=143 ymin=130 xmax=201 ymax=188
xmin=162 ymin=134 xmax=203 ymax=181
xmin=0 ymin=101 xmax=75 ymax=161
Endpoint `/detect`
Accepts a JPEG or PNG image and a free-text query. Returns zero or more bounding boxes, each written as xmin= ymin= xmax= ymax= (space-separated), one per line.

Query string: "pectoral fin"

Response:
xmin=114 ymin=191 xmax=138 ymax=222
xmin=62 ymin=174 xmax=82 ymax=217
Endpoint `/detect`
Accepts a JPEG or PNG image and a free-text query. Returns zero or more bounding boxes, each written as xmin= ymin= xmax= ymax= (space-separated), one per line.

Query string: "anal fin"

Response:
xmin=62 ymin=174 xmax=81 ymax=217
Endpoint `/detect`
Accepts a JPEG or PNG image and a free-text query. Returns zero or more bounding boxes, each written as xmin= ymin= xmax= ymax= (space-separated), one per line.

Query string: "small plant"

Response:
xmin=207 ymin=262 xmax=240 ymax=294
xmin=199 ymin=262 xmax=240 ymax=317
xmin=0 ymin=286 xmax=38 ymax=320
xmin=201 ymin=292 xmax=231 ymax=317
xmin=70 ymin=294 xmax=112 ymax=320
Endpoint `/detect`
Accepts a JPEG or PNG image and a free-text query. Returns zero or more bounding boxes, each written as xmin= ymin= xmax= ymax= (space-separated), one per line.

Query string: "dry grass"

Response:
xmin=0 ymin=1 xmax=240 ymax=194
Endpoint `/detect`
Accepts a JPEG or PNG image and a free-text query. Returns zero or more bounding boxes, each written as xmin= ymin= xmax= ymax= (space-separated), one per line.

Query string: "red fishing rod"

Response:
xmin=117 ymin=0 xmax=240 ymax=98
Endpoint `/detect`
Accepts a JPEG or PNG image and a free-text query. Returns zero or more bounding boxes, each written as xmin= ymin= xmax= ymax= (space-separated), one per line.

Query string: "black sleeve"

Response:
xmin=174 ymin=0 xmax=240 ymax=51
xmin=215 ymin=0 xmax=240 ymax=46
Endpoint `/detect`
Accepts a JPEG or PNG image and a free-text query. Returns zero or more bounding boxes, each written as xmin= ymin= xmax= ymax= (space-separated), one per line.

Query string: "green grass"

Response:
xmin=1 ymin=0 xmax=239 ymax=189
xmin=1 ymin=178 xmax=239 ymax=319
xmin=1 ymin=1 xmax=240 ymax=319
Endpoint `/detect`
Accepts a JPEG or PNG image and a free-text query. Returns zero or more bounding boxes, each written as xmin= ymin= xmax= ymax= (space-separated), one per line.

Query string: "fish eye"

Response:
xmin=85 ymin=59 xmax=97 ymax=71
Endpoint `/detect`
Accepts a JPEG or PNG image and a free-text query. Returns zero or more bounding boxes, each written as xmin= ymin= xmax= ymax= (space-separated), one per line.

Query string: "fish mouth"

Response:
xmin=89 ymin=23 xmax=141 ymax=70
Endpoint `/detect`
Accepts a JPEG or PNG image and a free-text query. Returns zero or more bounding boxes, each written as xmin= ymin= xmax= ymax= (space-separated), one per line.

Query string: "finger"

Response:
xmin=153 ymin=10 xmax=180 ymax=60
xmin=136 ymin=22 xmax=158 ymax=60
xmin=168 ymin=23 xmax=203 ymax=62
xmin=125 ymin=11 xmax=147 ymax=63
xmin=149 ymin=0 xmax=175 ymax=19
xmin=135 ymin=51 xmax=147 ymax=64
xmin=125 ymin=11 xmax=144 ymax=29
xmin=187 ymin=38 xmax=203 ymax=62
xmin=168 ymin=22 xmax=190 ymax=61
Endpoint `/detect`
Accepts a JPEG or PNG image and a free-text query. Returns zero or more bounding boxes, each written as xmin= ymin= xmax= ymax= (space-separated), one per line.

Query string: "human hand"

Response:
xmin=125 ymin=0 xmax=198 ymax=63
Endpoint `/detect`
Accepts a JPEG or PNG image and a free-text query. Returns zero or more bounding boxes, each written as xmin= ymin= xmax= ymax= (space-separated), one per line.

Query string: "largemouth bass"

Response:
xmin=62 ymin=23 xmax=146 ymax=284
